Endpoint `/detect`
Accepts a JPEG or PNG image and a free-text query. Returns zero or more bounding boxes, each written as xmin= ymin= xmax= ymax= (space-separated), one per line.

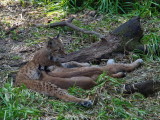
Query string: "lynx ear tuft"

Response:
xmin=55 ymin=34 xmax=60 ymax=39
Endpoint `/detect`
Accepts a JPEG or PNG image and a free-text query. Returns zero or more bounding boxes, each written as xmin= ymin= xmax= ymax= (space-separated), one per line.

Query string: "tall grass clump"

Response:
xmin=0 ymin=81 xmax=43 ymax=119
xmin=18 ymin=0 xmax=160 ymax=15
xmin=62 ymin=0 xmax=160 ymax=15
xmin=133 ymin=33 xmax=160 ymax=61
xmin=143 ymin=33 xmax=160 ymax=60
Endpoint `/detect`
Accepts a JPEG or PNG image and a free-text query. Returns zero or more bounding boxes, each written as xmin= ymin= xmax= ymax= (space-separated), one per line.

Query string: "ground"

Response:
xmin=0 ymin=1 xmax=159 ymax=120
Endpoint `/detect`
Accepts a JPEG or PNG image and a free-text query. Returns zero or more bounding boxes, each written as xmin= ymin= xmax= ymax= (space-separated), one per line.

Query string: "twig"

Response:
xmin=36 ymin=17 xmax=105 ymax=39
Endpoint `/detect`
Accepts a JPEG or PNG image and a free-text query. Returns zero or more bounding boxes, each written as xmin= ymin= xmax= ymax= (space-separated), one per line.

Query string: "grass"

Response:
xmin=1 ymin=74 xmax=159 ymax=119
xmin=0 ymin=76 xmax=152 ymax=119
xmin=11 ymin=56 xmax=22 ymax=60
xmin=0 ymin=0 xmax=160 ymax=119
xmin=0 ymin=81 xmax=41 ymax=120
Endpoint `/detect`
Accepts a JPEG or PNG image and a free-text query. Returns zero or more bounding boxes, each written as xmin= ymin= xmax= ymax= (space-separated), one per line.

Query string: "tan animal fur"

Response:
xmin=33 ymin=35 xmax=65 ymax=67
xmin=16 ymin=35 xmax=143 ymax=107
xmin=47 ymin=59 xmax=143 ymax=88
xmin=15 ymin=60 xmax=93 ymax=107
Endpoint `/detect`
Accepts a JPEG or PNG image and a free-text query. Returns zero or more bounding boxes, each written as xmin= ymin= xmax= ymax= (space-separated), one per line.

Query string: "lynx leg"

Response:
xmin=42 ymin=71 xmax=96 ymax=89
xmin=48 ymin=67 xmax=102 ymax=78
xmin=110 ymin=72 xmax=126 ymax=78
xmin=119 ymin=59 xmax=143 ymax=72
xmin=62 ymin=61 xmax=91 ymax=68
xmin=104 ymin=59 xmax=143 ymax=75
xmin=15 ymin=80 xmax=93 ymax=107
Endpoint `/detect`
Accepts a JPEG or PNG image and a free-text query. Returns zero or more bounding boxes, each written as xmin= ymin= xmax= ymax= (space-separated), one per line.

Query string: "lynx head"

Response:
xmin=47 ymin=34 xmax=66 ymax=55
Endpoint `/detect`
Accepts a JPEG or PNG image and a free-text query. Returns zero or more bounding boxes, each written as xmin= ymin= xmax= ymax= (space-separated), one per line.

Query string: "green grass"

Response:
xmin=11 ymin=56 xmax=22 ymax=60
xmin=0 ymin=81 xmax=41 ymax=120
xmin=17 ymin=0 xmax=160 ymax=16
xmin=1 ymin=76 xmax=154 ymax=119
xmin=0 ymin=0 xmax=160 ymax=119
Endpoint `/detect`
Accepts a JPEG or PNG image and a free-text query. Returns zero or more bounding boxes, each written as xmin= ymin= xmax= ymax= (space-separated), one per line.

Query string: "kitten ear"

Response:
xmin=55 ymin=34 xmax=60 ymax=39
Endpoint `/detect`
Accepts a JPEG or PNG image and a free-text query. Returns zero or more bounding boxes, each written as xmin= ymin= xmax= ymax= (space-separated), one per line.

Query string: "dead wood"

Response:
xmin=60 ymin=16 xmax=143 ymax=62
xmin=36 ymin=17 xmax=104 ymax=38
xmin=121 ymin=80 xmax=160 ymax=97
xmin=36 ymin=16 xmax=143 ymax=62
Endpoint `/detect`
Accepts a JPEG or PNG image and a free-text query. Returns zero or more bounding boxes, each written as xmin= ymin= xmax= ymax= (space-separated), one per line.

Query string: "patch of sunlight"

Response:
xmin=1 ymin=0 xmax=19 ymax=6
xmin=46 ymin=9 xmax=67 ymax=21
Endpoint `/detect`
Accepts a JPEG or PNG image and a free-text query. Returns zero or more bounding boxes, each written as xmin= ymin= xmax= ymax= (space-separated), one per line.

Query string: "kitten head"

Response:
xmin=47 ymin=35 xmax=66 ymax=55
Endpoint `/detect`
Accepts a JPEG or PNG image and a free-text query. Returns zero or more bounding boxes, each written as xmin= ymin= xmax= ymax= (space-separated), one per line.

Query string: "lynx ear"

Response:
xmin=55 ymin=34 xmax=60 ymax=39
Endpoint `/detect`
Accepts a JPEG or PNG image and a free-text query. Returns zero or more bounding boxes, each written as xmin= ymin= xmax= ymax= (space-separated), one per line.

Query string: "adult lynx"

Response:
xmin=15 ymin=35 xmax=143 ymax=107
xmin=15 ymin=60 xmax=93 ymax=107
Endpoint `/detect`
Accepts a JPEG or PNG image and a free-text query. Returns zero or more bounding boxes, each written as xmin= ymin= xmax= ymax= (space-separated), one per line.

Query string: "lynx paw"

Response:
xmin=136 ymin=59 xmax=143 ymax=64
xmin=107 ymin=59 xmax=115 ymax=65
xmin=80 ymin=63 xmax=91 ymax=67
xmin=78 ymin=100 xmax=93 ymax=107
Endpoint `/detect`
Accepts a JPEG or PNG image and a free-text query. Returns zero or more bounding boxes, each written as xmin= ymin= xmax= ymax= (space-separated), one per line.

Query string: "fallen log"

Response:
xmin=62 ymin=16 xmax=143 ymax=62
xmin=37 ymin=16 xmax=143 ymax=62
xmin=120 ymin=80 xmax=160 ymax=97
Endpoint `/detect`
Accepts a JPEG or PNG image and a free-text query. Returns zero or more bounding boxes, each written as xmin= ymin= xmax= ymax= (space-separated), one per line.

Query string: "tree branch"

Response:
xmin=120 ymin=80 xmax=160 ymax=97
xmin=36 ymin=16 xmax=143 ymax=62
xmin=36 ymin=17 xmax=105 ymax=39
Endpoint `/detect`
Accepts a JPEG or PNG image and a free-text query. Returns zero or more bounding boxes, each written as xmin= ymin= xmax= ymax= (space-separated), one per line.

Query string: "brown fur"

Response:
xmin=16 ymin=35 xmax=143 ymax=106
xmin=33 ymin=35 xmax=65 ymax=67
xmin=15 ymin=60 xmax=93 ymax=107
xmin=48 ymin=59 xmax=143 ymax=79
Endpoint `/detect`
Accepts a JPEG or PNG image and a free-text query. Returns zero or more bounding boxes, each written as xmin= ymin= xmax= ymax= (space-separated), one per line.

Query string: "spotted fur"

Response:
xmin=15 ymin=60 xmax=93 ymax=107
